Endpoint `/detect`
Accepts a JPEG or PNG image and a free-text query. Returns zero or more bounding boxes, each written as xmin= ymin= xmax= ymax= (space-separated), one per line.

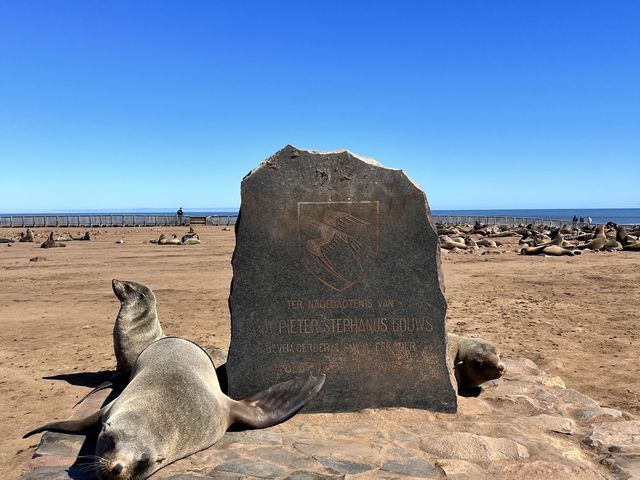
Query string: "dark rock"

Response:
xmin=214 ymin=458 xmax=286 ymax=478
xmin=312 ymin=456 xmax=374 ymax=475
xmin=226 ymin=145 xmax=456 ymax=412
xmin=284 ymin=472 xmax=345 ymax=480
xmin=21 ymin=466 xmax=93 ymax=480
xmin=33 ymin=432 xmax=85 ymax=458
xmin=380 ymin=458 xmax=440 ymax=478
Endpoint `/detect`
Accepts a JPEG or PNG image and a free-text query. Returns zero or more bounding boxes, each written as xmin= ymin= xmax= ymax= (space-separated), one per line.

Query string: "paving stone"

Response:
xmin=33 ymin=432 xmax=86 ymax=458
xmin=516 ymin=413 xmax=575 ymax=435
xmin=214 ymin=458 xmax=287 ymax=478
xmin=434 ymin=459 xmax=488 ymax=479
xmin=571 ymin=407 xmax=624 ymax=423
xmin=21 ymin=466 xmax=93 ymax=480
xmin=380 ymin=458 xmax=440 ymax=478
xmin=585 ymin=421 xmax=640 ymax=454
xmin=284 ymin=472 xmax=345 ymax=480
xmin=200 ymin=472 xmax=245 ymax=480
xmin=420 ymin=432 xmax=529 ymax=461
xmin=161 ymin=475 xmax=212 ymax=480
xmin=601 ymin=454 xmax=640 ymax=479
xmin=293 ymin=441 xmax=380 ymax=459
xmin=499 ymin=459 xmax=606 ymax=480
xmin=250 ymin=446 xmax=319 ymax=470
xmin=220 ymin=430 xmax=284 ymax=446
xmin=312 ymin=456 xmax=374 ymax=475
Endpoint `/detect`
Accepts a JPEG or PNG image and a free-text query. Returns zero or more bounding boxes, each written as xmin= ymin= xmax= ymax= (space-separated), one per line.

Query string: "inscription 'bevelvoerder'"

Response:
xmin=226 ymin=145 xmax=457 ymax=412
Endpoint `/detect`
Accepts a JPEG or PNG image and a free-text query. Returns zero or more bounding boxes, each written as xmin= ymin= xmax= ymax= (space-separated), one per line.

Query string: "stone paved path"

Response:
xmin=21 ymin=357 xmax=640 ymax=480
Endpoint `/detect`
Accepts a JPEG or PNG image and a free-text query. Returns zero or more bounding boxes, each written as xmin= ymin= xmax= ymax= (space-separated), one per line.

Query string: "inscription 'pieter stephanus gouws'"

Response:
xmin=226 ymin=145 xmax=457 ymax=412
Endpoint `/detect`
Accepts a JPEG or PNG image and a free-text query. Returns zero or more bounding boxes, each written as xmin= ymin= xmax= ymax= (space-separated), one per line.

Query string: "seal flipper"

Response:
xmin=23 ymin=407 xmax=104 ymax=438
xmin=230 ymin=374 xmax=325 ymax=429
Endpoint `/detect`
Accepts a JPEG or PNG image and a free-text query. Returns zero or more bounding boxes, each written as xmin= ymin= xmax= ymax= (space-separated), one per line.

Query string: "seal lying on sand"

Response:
xmin=112 ymin=279 xmax=164 ymax=371
xmin=182 ymin=235 xmax=201 ymax=245
xmin=0 ymin=237 xmax=15 ymax=243
xmin=24 ymin=337 xmax=325 ymax=480
xmin=40 ymin=232 xmax=66 ymax=248
xmin=447 ymin=333 xmax=505 ymax=396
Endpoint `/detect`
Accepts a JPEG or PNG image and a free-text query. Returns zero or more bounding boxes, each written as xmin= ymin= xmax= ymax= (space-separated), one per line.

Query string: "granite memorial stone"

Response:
xmin=226 ymin=145 xmax=457 ymax=412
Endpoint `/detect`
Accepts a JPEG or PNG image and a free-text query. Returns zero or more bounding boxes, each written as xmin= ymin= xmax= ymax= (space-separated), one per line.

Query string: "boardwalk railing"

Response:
xmin=0 ymin=214 xmax=239 ymax=228
xmin=432 ymin=215 xmax=568 ymax=229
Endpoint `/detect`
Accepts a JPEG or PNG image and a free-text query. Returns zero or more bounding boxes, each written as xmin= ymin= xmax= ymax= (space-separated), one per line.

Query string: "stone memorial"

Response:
xmin=226 ymin=145 xmax=457 ymax=412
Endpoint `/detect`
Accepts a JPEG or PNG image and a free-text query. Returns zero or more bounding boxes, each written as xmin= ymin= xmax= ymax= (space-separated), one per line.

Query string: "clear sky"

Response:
xmin=0 ymin=1 xmax=638 ymax=213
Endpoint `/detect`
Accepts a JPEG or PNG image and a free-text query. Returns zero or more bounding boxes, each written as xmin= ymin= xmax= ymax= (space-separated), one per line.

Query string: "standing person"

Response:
xmin=579 ymin=216 xmax=584 ymax=227
xmin=572 ymin=215 xmax=578 ymax=229
xmin=588 ymin=216 xmax=592 ymax=226
xmin=177 ymin=207 xmax=184 ymax=226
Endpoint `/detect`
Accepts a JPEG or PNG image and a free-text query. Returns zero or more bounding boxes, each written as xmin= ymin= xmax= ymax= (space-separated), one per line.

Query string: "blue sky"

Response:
xmin=0 ymin=1 xmax=638 ymax=213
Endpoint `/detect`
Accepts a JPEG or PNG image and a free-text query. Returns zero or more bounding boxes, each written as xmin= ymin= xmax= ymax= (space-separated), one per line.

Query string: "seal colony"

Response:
xmin=436 ymin=220 xmax=640 ymax=257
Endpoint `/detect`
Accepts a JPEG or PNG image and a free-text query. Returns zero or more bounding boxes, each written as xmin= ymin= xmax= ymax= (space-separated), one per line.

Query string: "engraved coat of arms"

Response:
xmin=298 ymin=201 xmax=379 ymax=291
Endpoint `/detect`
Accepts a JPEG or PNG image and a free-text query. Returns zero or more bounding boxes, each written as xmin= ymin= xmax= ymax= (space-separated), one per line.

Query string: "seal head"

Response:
xmin=112 ymin=279 xmax=164 ymax=371
xmin=448 ymin=333 xmax=505 ymax=396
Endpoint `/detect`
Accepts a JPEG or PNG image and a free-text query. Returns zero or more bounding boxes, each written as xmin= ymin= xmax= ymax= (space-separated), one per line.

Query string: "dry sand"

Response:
xmin=0 ymin=226 xmax=638 ymax=478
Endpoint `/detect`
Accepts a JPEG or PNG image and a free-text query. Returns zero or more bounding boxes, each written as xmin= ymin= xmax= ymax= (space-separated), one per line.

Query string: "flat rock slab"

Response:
xmin=226 ymin=145 xmax=456 ymax=413
xmin=21 ymin=357 xmax=638 ymax=480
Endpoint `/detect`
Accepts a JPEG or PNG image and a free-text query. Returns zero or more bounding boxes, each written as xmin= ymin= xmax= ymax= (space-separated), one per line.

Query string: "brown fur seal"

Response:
xmin=476 ymin=238 xmax=498 ymax=248
xmin=182 ymin=235 xmax=201 ymax=245
xmin=40 ymin=232 xmax=66 ymax=248
xmin=112 ymin=280 xmax=164 ymax=372
xmin=575 ymin=225 xmax=616 ymax=250
xmin=166 ymin=234 xmax=181 ymax=245
xmin=19 ymin=229 xmax=34 ymax=242
xmin=152 ymin=234 xmax=167 ymax=244
xmin=24 ymin=337 xmax=325 ymax=480
xmin=616 ymin=224 xmax=640 ymax=251
xmin=447 ymin=333 xmax=505 ymax=396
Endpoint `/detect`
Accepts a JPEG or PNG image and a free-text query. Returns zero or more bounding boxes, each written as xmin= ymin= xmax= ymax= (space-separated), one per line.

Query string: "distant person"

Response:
xmin=572 ymin=215 xmax=578 ymax=229
xmin=588 ymin=216 xmax=592 ymax=225
xmin=177 ymin=207 xmax=184 ymax=226
xmin=579 ymin=216 xmax=584 ymax=227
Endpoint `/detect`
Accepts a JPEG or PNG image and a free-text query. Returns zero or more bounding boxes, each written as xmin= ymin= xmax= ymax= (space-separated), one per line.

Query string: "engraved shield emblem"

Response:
xmin=298 ymin=201 xmax=379 ymax=292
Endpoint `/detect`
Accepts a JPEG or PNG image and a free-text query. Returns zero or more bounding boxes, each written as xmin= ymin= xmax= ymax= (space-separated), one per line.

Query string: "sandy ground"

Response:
xmin=0 ymin=226 xmax=638 ymax=478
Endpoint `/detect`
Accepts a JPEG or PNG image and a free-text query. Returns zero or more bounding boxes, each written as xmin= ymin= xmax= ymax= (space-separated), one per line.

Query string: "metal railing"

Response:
xmin=0 ymin=214 xmax=239 ymax=228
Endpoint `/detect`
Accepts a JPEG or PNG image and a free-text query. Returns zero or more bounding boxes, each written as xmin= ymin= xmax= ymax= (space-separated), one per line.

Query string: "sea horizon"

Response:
xmin=1 ymin=207 xmax=640 ymax=225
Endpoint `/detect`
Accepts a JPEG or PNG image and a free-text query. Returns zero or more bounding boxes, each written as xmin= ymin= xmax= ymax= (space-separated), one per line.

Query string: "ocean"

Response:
xmin=2 ymin=208 xmax=639 ymax=225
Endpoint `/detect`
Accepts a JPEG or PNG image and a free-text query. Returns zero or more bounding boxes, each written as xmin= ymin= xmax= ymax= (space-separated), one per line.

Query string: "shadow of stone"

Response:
xmin=67 ymin=427 xmax=100 ymax=480
xmin=216 ymin=363 xmax=228 ymax=395
xmin=44 ymin=371 xmax=115 ymax=388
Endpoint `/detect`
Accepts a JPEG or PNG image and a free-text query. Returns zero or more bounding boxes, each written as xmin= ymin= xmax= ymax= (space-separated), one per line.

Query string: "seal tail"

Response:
xmin=230 ymin=374 xmax=325 ymax=429
xmin=23 ymin=409 xmax=102 ymax=438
